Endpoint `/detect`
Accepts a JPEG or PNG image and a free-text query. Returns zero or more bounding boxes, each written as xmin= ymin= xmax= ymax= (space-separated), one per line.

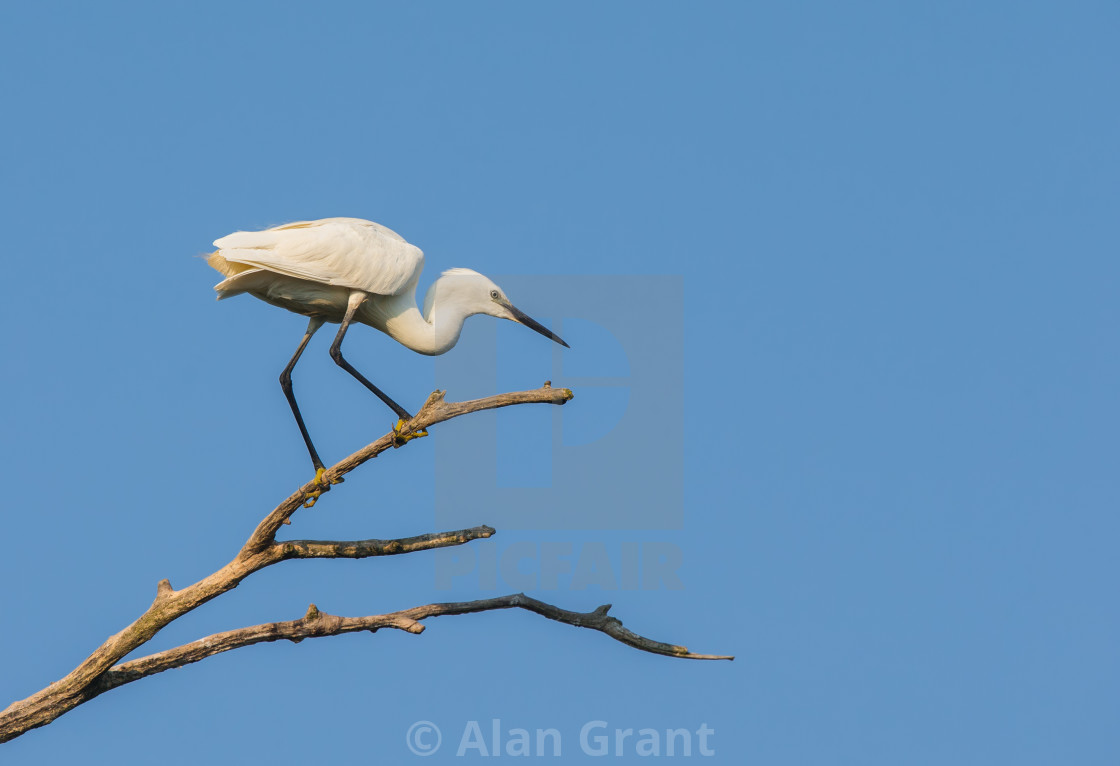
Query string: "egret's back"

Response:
xmin=209 ymin=218 xmax=424 ymax=299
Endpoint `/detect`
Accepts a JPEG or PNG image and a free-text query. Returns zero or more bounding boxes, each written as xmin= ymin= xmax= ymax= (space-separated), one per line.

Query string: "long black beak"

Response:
xmin=505 ymin=301 xmax=570 ymax=348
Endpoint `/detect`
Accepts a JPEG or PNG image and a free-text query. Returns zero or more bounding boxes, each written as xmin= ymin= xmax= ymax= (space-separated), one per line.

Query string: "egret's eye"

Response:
xmin=490 ymin=289 xmax=500 ymax=300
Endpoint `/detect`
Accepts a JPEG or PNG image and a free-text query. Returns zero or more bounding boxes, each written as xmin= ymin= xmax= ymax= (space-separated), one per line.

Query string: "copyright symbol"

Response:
xmin=406 ymin=720 xmax=442 ymax=756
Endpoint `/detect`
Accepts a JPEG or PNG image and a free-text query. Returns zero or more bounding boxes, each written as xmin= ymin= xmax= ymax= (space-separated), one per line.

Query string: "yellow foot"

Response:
xmin=392 ymin=418 xmax=429 ymax=447
xmin=302 ymin=467 xmax=343 ymax=508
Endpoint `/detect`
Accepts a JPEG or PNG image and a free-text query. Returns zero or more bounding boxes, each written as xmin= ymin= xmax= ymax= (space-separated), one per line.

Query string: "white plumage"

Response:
xmin=212 ymin=217 xmax=423 ymax=298
xmin=207 ymin=216 xmax=568 ymax=475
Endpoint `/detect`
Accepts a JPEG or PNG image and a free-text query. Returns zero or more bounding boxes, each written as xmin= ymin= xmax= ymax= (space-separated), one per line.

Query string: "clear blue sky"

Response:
xmin=1 ymin=2 xmax=1117 ymax=763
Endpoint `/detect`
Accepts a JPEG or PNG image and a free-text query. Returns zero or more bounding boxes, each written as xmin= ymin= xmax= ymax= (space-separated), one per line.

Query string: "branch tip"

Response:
xmin=391 ymin=617 xmax=425 ymax=634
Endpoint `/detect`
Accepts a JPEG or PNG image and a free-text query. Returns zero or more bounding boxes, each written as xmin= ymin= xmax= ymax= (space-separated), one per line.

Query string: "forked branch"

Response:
xmin=0 ymin=384 xmax=731 ymax=746
xmin=243 ymin=384 xmax=573 ymax=552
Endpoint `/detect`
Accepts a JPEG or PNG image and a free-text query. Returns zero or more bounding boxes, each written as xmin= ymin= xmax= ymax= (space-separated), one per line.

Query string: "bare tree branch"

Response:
xmin=0 ymin=385 xmax=571 ymax=744
xmin=0 ymin=383 xmax=731 ymax=745
xmin=86 ymin=595 xmax=731 ymax=700
xmin=0 ymin=524 xmax=497 ymax=744
xmin=273 ymin=525 xmax=496 ymax=560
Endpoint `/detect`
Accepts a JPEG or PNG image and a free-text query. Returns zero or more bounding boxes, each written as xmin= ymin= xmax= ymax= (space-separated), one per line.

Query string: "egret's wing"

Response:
xmin=213 ymin=217 xmax=424 ymax=296
xmin=212 ymin=267 xmax=270 ymax=299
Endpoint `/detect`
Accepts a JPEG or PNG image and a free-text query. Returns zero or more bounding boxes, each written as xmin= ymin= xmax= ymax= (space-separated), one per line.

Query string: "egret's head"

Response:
xmin=429 ymin=269 xmax=569 ymax=348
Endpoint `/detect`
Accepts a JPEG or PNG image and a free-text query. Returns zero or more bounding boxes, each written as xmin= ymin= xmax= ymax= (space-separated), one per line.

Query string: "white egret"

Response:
xmin=207 ymin=217 xmax=568 ymax=484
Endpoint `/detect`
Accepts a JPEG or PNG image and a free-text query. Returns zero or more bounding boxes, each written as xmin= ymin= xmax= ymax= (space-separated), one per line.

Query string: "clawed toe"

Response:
xmin=392 ymin=418 xmax=428 ymax=446
xmin=302 ymin=466 xmax=341 ymax=508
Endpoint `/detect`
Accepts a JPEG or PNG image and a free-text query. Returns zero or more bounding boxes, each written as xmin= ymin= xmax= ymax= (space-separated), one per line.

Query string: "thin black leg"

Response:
xmin=280 ymin=316 xmax=326 ymax=471
xmin=330 ymin=291 xmax=413 ymax=421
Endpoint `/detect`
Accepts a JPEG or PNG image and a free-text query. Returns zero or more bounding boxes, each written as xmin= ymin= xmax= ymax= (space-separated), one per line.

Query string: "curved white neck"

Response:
xmin=370 ymin=281 xmax=472 ymax=356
